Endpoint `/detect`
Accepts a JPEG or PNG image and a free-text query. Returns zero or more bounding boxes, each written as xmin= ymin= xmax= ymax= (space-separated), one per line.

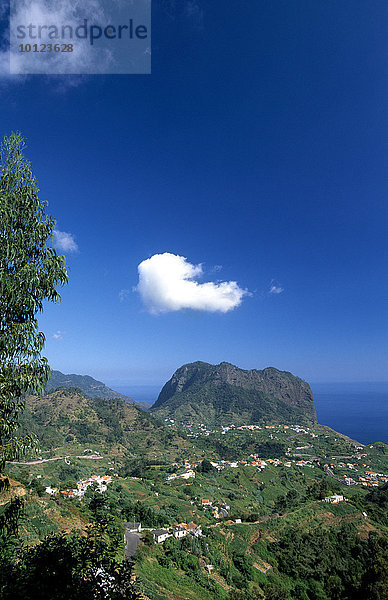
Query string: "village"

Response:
xmin=162 ymin=418 xmax=388 ymax=490
xmin=45 ymin=474 xmax=113 ymax=499
xmin=47 ymin=424 xmax=387 ymax=503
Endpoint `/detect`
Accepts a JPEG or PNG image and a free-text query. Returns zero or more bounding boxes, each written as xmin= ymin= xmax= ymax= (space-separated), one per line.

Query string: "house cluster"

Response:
xmin=234 ymin=424 xmax=263 ymax=432
xmin=295 ymin=459 xmax=315 ymax=468
xmin=208 ymin=460 xmax=239 ymax=471
xmin=166 ymin=459 xmax=246 ymax=479
xmin=166 ymin=465 xmax=196 ymax=482
xmin=246 ymin=458 xmax=268 ymax=470
xmin=163 ymin=425 xmax=384 ymax=496
xmin=248 ymin=455 xmax=314 ymax=469
xmin=166 ymin=453 xmax=323 ymax=483
xmin=151 ymin=522 xmax=202 ymax=544
xmin=324 ymin=462 xmax=388 ymax=487
xmin=174 ymin=421 xmax=325 ymax=446
xmin=46 ymin=474 xmax=113 ymax=499
xmin=359 ymin=470 xmax=388 ymax=487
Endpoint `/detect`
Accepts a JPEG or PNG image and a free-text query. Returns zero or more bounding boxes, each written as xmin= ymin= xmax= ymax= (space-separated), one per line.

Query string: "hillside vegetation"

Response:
xmin=19 ymin=388 xmax=192 ymax=463
xmin=5 ymin=369 xmax=387 ymax=600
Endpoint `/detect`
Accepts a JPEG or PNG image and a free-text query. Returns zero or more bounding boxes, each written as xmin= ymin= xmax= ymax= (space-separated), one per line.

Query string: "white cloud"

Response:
xmin=53 ymin=229 xmax=78 ymax=253
xmin=136 ymin=252 xmax=249 ymax=314
xmin=52 ymin=330 xmax=64 ymax=340
xmin=269 ymin=280 xmax=284 ymax=295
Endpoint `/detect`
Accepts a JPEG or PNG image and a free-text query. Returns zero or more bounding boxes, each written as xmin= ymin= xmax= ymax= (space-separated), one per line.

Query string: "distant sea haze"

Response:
xmin=114 ymin=382 xmax=388 ymax=446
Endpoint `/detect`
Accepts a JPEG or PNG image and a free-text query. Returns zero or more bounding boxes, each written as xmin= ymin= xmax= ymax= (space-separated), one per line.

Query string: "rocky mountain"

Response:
xmin=151 ymin=361 xmax=317 ymax=426
xmin=46 ymin=370 xmax=144 ymax=407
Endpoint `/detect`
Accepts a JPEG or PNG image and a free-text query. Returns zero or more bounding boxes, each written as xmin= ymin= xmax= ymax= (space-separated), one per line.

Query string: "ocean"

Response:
xmin=114 ymin=384 xmax=160 ymax=407
xmin=312 ymin=382 xmax=388 ymax=445
xmin=115 ymin=382 xmax=388 ymax=446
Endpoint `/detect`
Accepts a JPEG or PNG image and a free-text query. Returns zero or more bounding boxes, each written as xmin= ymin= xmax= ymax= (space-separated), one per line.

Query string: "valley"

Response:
xmin=5 ymin=370 xmax=388 ymax=600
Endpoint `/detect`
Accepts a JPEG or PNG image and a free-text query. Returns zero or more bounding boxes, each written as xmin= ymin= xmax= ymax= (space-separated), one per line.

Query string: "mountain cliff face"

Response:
xmin=151 ymin=361 xmax=317 ymax=426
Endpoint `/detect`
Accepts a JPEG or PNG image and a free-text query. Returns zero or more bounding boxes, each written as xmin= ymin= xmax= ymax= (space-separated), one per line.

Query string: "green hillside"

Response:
xmin=19 ymin=388 xmax=192 ymax=464
xmin=6 ymin=388 xmax=388 ymax=600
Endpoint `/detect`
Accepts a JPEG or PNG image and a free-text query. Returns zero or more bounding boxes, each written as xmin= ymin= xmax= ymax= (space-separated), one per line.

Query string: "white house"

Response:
xmin=125 ymin=522 xmax=142 ymax=533
xmin=152 ymin=529 xmax=171 ymax=544
xmin=173 ymin=526 xmax=187 ymax=539
xmin=181 ymin=469 xmax=195 ymax=479
xmin=324 ymin=495 xmax=345 ymax=504
xmin=344 ymin=478 xmax=356 ymax=486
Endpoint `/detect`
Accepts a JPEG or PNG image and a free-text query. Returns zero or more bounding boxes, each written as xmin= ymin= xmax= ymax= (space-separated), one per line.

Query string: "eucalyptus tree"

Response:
xmin=0 ymin=132 xmax=68 ymax=540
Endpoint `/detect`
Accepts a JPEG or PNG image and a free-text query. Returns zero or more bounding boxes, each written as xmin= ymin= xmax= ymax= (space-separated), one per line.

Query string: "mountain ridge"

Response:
xmin=46 ymin=370 xmax=149 ymax=408
xmin=152 ymin=361 xmax=317 ymax=426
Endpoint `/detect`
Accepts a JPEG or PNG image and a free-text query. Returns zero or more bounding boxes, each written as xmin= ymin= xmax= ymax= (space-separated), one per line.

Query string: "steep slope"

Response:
xmin=151 ymin=361 xmax=317 ymax=426
xmin=46 ymin=370 xmax=143 ymax=406
xmin=20 ymin=388 xmax=190 ymax=459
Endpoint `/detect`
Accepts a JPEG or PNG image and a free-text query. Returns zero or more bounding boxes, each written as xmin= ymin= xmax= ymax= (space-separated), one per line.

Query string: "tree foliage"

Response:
xmin=0 ymin=531 xmax=142 ymax=600
xmin=0 ymin=131 xmax=68 ymax=560
xmin=0 ymin=132 xmax=68 ymax=472
xmin=197 ymin=458 xmax=215 ymax=473
xmin=271 ymin=524 xmax=388 ymax=600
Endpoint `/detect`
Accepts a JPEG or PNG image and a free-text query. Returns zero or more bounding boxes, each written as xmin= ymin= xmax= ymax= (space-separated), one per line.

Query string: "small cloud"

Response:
xmin=52 ymin=330 xmax=64 ymax=340
xmin=53 ymin=229 xmax=78 ymax=253
xmin=119 ymin=289 xmax=131 ymax=302
xmin=269 ymin=280 xmax=284 ymax=295
xmin=135 ymin=252 xmax=249 ymax=314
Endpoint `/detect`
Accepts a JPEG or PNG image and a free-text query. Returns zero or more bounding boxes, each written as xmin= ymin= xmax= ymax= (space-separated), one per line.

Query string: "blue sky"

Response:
xmin=1 ymin=1 xmax=387 ymax=390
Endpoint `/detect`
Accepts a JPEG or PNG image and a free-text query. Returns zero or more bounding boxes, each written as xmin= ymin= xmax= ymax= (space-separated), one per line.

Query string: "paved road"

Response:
xmin=7 ymin=454 xmax=103 ymax=465
xmin=124 ymin=531 xmax=140 ymax=560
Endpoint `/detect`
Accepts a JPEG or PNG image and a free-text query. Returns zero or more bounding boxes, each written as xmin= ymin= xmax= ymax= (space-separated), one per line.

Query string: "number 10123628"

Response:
xmin=19 ymin=43 xmax=74 ymax=52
